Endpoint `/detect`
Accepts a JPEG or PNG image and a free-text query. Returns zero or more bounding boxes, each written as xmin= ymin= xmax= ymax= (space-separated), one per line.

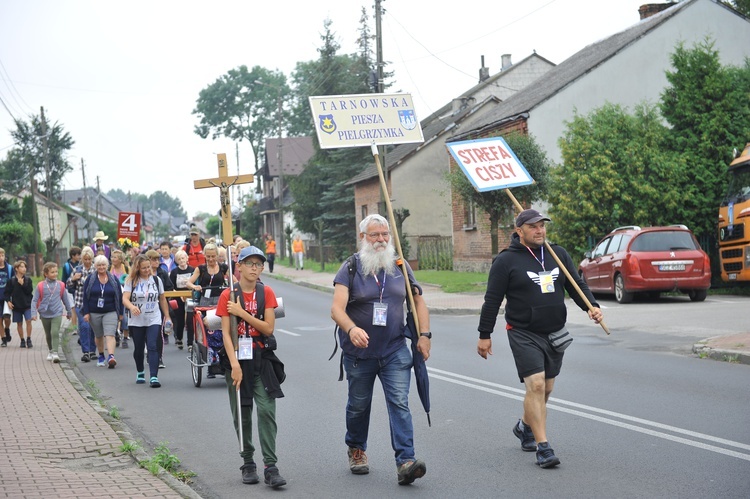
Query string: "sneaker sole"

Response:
xmin=350 ymin=466 xmax=370 ymax=475
xmin=537 ymin=457 xmax=561 ymax=468
xmin=512 ymin=425 xmax=537 ymax=452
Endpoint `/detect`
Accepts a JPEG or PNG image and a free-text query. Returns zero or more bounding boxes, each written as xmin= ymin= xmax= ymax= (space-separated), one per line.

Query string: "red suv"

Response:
xmin=579 ymin=225 xmax=711 ymax=303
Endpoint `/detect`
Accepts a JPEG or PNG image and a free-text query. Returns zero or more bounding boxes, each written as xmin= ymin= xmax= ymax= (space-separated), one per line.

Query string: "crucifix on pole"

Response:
xmin=193 ymin=153 xmax=255 ymax=245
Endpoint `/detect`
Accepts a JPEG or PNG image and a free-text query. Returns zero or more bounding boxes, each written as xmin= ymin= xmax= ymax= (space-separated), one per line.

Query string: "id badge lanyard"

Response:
xmin=97 ymin=281 xmax=106 ymax=308
xmin=372 ymin=271 xmax=388 ymax=326
xmin=526 ymin=246 xmax=554 ymax=294
xmin=237 ymin=290 xmax=256 ymax=360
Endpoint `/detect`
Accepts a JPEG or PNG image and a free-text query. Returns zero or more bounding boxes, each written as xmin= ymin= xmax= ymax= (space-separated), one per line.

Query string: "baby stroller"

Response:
xmin=187 ymin=288 xmax=226 ymax=387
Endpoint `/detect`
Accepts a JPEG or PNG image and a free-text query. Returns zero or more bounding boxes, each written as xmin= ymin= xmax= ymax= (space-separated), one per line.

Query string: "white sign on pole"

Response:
xmin=447 ymin=137 xmax=534 ymax=191
xmin=309 ymin=93 xmax=424 ymax=149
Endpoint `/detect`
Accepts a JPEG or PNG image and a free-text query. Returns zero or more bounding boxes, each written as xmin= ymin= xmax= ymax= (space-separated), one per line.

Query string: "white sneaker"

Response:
xmin=47 ymin=351 xmax=54 ymax=361
xmin=52 ymin=352 xmax=60 ymax=363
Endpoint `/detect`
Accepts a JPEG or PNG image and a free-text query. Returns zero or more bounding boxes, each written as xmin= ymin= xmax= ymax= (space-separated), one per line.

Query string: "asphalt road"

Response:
xmin=68 ymin=280 xmax=750 ymax=498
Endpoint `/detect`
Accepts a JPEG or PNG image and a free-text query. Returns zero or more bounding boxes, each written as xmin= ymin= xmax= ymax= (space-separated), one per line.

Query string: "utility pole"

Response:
xmin=30 ymin=178 xmax=41 ymax=276
xmin=96 ymin=175 xmax=101 ymax=222
xmin=81 ymin=158 xmax=89 ymax=242
xmin=276 ymin=90 xmax=285 ymax=259
xmin=375 ymin=0 xmax=389 ymax=202
xmin=40 ymin=106 xmax=56 ymax=250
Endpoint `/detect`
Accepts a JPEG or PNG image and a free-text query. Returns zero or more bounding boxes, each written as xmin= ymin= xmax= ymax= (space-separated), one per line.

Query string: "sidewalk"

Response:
xmin=0 ymin=321 xmax=198 ymax=499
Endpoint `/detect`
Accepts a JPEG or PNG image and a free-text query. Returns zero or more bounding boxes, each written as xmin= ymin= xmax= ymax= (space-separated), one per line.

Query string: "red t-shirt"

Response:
xmin=215 ymin=284 xmax=277 ymax=338
xmin=184 ymin=242 xmax=206 ymax=268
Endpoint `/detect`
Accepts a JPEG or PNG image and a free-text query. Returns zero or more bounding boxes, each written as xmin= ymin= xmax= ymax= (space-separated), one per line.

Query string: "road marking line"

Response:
xmin=428 ymin=367 xmax=750 ymax=460
xmin=275 ymin=328 xmax=300 ymax=336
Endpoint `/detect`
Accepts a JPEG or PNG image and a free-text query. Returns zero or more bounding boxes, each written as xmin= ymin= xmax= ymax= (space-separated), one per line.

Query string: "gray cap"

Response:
xmin=238 ymin=245 xmax=266 ymax=263
xmin=515 ymin=209 xmax=551 ymax=227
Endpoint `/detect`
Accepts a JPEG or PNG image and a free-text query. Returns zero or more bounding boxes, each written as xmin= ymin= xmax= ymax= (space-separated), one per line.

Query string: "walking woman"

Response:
xmin=186 ymin=243 xmax=228 ymax=306
xmin=81 ymin=255 xmax=123 ymax=368
xmin=109 ymin=249 xmax=130 ymax=348
xmin=67 ymin=247 xmax=96 ymax=361
xmin=123 ymin=254 xmax=172 ymax=387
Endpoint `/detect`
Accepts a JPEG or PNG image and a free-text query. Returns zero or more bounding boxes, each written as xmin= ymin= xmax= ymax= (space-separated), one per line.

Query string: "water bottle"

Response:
xmin=164 ymin=320 xmax=173 ymax=335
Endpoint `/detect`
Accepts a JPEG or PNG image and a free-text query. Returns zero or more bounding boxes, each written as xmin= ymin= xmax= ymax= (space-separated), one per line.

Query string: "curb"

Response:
xmin=691 ymin=343 xmax=750 ymax=365
xmin=59 ymin=335 xmax=203 ymax=499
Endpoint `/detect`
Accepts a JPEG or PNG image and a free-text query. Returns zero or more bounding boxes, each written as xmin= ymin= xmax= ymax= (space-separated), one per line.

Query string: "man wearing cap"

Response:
xmin=183 ymin=227 xmax=206 ymax=268
xmin=477 ymin=209 xmax=602 ymax=469
xmin=91 ymin=231 xmax=111 ymax=260
xmin=215 ymin=245 xmax=287 ymax=489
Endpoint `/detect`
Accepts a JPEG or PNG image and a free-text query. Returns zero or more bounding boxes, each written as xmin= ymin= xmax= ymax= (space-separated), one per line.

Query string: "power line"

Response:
xmin=0 ymin=57 xmax=34 ymax=114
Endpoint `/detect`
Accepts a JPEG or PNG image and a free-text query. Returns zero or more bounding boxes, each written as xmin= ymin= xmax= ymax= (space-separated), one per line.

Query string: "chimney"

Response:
xmin=479 ymin=55 xmax=490 ymax=82
xmin=501 ymin=54 xmax=512 ymax=71
xmin=638 ymin=2 xmax=676 ymax=20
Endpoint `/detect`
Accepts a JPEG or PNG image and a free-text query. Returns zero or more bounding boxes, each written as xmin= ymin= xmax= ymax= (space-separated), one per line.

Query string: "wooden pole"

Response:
xmin=370 ymin=143 xmax=420 ymax=332
xmin=504 ymin=188 xmax=610 ymax=335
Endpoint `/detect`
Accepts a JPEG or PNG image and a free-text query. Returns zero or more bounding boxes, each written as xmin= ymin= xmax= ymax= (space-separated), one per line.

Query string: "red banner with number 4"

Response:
xmin=117 ymin=212 xmax=141 ymax=239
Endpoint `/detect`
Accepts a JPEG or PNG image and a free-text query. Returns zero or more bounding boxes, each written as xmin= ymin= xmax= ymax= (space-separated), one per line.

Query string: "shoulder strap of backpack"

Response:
xmin=37 ymin=282 xmax=44 ymax=302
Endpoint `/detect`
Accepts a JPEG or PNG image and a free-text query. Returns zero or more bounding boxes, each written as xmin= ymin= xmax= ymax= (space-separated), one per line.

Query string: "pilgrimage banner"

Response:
xmin=446 ymin=136 xmax=534 ymax=191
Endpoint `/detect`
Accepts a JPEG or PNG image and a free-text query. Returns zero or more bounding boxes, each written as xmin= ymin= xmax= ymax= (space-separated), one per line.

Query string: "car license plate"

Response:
xmin=729 ymin=273 xmax=737 ymax=280
xmin=659 ymin=264 xmax=685 ymax=271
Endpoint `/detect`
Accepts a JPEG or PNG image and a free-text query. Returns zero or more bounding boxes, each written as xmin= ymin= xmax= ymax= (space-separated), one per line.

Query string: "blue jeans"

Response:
xmin=75 ymin=307 xmax=95 ymax=354
xmin=130 ymin=324 xmax=161 ymax=378
xmin=344 ymin=344 xmax=415 ymax=465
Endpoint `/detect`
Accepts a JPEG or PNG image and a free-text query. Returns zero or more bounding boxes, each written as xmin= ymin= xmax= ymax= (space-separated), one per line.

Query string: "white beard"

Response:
xmin=359 ymin=239 xmax=398 ymax=277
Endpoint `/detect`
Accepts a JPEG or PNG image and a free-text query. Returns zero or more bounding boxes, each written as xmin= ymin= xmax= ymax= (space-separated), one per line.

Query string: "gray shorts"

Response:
xmin=89 ymin=311 xmax=118 ymax=338
xmin=507 ymin=327 xmax=564 ymax=383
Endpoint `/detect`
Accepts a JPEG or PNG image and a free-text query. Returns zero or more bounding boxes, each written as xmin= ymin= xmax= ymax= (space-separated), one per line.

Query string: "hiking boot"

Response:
xmin=397 ymin=459 xmax=426 ymax=485
xmin=513 ymin=419 xmax=537 ymax=452
xmin=536 ymin=442 xmax=561 ymax=468
xmin=263 ymin=465 xmax=286 ymax=489
xmin=348 ymin=447 xmax=369 ymax=475
xmin=121 ymin=337 xmax=129 ymax=349
xmin=241 ymin=463 xmax=259 ymax=484
xmin=26 ymin=337 xmax=32 ymax=348
xmin=20 ymin=338 xmax=26 ymax=348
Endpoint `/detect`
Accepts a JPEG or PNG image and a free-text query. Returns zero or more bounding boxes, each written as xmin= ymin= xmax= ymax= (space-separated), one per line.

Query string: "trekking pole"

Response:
xmin=226 ymin=244 xmax=243 ymax=451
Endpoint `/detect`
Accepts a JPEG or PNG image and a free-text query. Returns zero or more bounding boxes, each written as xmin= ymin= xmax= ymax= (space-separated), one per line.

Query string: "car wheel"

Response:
xmin=614 ymin=274 xmax=633 ymax=304
xmin=688 ymin=289 xmax=707 ymax=302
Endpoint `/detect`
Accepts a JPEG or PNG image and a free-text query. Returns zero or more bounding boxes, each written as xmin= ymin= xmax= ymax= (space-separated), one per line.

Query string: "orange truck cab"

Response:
xmin=718 ymin=142 xmax=750 ymax=282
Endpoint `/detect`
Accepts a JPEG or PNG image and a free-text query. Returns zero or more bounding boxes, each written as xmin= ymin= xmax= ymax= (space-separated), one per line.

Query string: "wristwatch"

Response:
xmin=420 ymin=332 xmax=432 ymax=339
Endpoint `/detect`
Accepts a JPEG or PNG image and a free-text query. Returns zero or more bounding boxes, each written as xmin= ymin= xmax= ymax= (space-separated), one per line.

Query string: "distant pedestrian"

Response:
xmin=292 ymin=235 xmax=305 ymax=270
xmin=158 ymin=241 xmax=176 ymax=274
xmin=147 ymin=249 xmax=174 ymax=365
xmin=67 ymin=247 xmax=96 ymax=361
xmin=264 ymin=235 xmax=276 ymax=273
xmin=0 ymin=247 xmax=14 ymax=346
xmin=61 ymin=246 xmax=82 ymax=332
xmin=81 ymin=255 xmax=123 ymax=368
xmin=169 ymin=250 xmax=194 ymax=350
xmin=183 ymin=227 xmax=206 ymax=268
xmin=90 ymin=230 xmax=111 ymax=260
xmin=31 ymin=262 xmax=72 ymax=362
xmin=123 ymin=254 xmax=172 ymax=387
xmin=109 ymin=250 xmax=130 ymax=349
xmin=5 ymin=260 xmax=34 ymax=348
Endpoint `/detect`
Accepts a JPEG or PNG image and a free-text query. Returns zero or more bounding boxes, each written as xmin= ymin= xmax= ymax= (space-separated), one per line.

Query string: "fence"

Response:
xmin=416 ymin=236 xmax=453 ymax=271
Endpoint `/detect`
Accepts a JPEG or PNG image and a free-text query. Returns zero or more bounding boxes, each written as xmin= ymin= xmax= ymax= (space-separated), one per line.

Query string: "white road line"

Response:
xmin=428 ymin=367 xmax=750 ymax=461
xmin=275 ymin=328 xmax=300 ymax=336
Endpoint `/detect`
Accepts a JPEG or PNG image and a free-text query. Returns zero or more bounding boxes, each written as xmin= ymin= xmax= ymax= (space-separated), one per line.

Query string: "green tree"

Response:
xmin=0 ymin=111 xmax=74 ymax=200
xmin=192 ymin=65 xmax=291 ymax=175
xmin=725 ymin=0 xmax=750 ymax=16
xmin=289 ymin=17 xmax=379 ymax=254
xmin=660 ymin=39 xmax=750 ymax=237
xmin=0 ymin=197 xmax=21 ymax=224
xmin=448 ymin=132 xmax=552 ymax=255
xmin=205 ymin=216 xmax=221 ymax=237
xmin=549 ymin=103 xmax=684 ymax=256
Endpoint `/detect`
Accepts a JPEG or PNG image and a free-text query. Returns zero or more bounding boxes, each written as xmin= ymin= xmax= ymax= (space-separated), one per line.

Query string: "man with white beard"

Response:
xmin=331 ymin=214 xmax=432 ymax=486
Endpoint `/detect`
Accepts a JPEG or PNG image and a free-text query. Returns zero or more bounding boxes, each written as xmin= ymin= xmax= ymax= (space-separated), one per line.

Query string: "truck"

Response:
xmin=718 ymin=142 xmax=750 ymax=282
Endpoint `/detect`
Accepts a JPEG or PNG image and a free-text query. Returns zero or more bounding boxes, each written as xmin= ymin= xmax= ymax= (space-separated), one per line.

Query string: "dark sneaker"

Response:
xmin=241 ymin=463 xmax=259 ymax=484
xmin=81 ymin=353 xmax=90 ymax=362
xmin=159 ymin=358 xmax=166 ymax=369
xmin=397 ymin=460 xmax=426 ymax=485
xmin=108 ymin=354 xmax=117 ymax=369
xmin=136 ymin=372 xmax=146 ymax=384
xmin=1 ymin=339 xmax=6 ymax=347
xmin=513 ymin=419 xmax=537 ymax=452
xmin=20 ymin=338 xmax=26 ymax=348
xmin=150 ymin=377 xmax=161 ymax=388
xmin=263 ymin=465 xmax=286 ymax=489
xmin=348 ymin=447 xmax=369 ymax=475
xmin=26 ymin=337 xmax=32 ymax=348
xmin=536 ymin=442 xmax=561 ymax=468
xmin=176 ymin=340 xmax=183 ymax=350
xmin=88 ymin=352 xmax=97 ymax=361
xmin=121 ymin=337 xmax=129 ymax=349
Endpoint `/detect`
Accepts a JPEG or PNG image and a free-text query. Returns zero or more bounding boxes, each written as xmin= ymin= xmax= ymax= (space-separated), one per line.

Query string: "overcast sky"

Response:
xmin=0 ymin=0 xmax=650 ymax=220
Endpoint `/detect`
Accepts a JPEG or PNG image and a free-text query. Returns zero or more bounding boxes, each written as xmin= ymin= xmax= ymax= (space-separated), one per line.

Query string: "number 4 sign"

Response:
xmin=117 ymin=212 xmax=141 ymax=239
